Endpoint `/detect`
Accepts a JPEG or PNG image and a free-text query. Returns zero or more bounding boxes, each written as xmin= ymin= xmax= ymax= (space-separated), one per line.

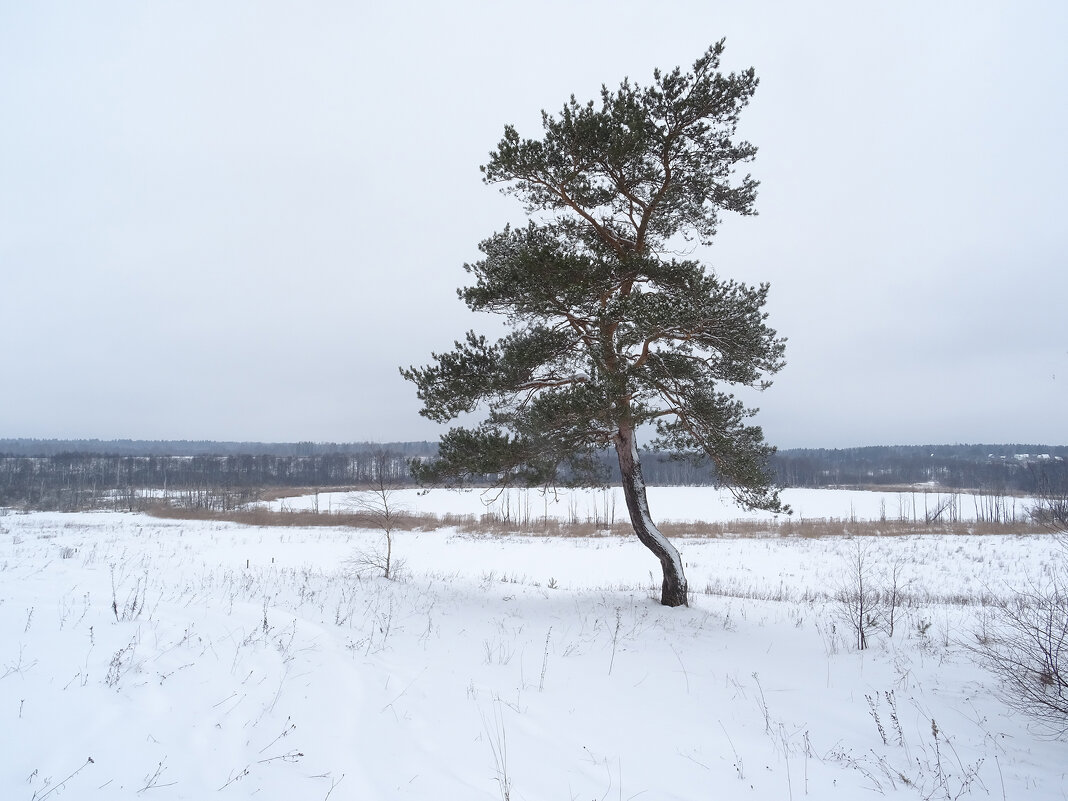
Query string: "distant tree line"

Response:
xmin=0 ymin=438 xmax=436 ymax=458
xmin=0 ymin=448 xmax=428 ymax=510
xmin=0 ymin=440 xmax=1064 ymax=510
xmin=770 ymin=444 xmax=1068 ymax=492
xmin=590 ymin=444 xmax=1066 ymax=492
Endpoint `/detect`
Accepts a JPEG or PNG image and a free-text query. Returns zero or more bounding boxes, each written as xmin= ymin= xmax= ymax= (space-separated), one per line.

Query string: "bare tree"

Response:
xmin=883 ymin=551 xmax=911 ymax=638
xmin=347 ymin=452 xmax=407 ymax=581
xmin=836 ymin=539 xmax=882 ymax=651
xmin=1031 ymin=469 xmax=1068 ymax=541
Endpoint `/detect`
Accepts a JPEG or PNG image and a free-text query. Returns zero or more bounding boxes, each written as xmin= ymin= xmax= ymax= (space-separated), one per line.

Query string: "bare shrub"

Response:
xmin=348 ymin=537 xmax=408 ymax=582
xmin=969 ymin=483 xmax=1068 ymax=735
xmin=965 ymin=473 xmax=1068 ymax=735
xmin=967 ymin=571 xmax=1068 ymax=736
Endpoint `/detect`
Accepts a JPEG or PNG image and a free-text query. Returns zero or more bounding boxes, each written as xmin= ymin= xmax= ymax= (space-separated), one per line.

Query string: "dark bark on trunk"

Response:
xmin=614 ymin=423 xmax=688 ymax=607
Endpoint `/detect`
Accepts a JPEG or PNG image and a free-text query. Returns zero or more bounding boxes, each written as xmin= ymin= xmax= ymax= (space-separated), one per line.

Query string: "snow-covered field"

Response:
xmin=268 ymin=486 xmax=1033 ymax=525
xmin=2 ymin=497 xmax=1065 ymax=799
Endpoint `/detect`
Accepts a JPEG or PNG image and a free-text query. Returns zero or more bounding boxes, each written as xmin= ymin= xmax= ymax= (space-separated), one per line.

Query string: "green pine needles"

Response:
xmin=402 ymin=41 xmax=787 ymax=606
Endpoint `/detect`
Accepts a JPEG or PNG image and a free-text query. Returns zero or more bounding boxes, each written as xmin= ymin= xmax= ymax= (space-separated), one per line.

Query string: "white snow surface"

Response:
xmin=1 ymin=498 xmax=1065 ymax=799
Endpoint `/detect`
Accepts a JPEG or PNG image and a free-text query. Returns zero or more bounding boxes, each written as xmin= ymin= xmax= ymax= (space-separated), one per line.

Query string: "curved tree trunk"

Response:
xmin=614 ymin=423 xmax=688 ymax=607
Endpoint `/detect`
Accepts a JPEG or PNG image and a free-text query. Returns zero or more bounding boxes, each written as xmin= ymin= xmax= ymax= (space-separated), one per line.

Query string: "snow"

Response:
xmin=267 ymin=485 xmax=1033 ymax=524
xmin=1 ymin=497 xmax=1065 ymax=799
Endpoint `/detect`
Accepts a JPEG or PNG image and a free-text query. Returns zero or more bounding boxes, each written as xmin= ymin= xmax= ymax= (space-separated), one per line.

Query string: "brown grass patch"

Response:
xmin=147 ymin=503 xmax=439 ymax=531
xmin=145 ymin=503 xmax=1045 ymax=539
xmin=662 ymin=517 xmax=1041 ymax=539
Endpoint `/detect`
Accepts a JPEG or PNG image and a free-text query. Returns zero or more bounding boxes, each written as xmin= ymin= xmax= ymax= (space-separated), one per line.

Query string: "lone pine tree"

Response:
xmin=402 ymin=41 xmax=787 ymax=607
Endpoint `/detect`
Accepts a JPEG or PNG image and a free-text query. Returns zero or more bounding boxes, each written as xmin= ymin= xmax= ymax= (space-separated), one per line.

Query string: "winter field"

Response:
xmin=2 ymin=488 xmax=1066 ymax=800
xmin=265 ymin=486 xmax=1032 ymax=528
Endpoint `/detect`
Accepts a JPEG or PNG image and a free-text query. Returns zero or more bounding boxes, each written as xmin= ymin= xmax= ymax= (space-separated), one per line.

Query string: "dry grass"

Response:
xmin=146 ymin=503 xmax=1044 ymax=539
xmin=147 ymin=504 xmax=438 ymax=531
xmin=461 ymin=516 xmax=1042 ymax=539
xmin=664 ymin=517 xmax=1042 ymax=539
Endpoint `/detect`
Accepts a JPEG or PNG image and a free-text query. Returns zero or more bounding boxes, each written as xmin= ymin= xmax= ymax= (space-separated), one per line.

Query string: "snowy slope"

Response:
xmin=1 ymin=509 xmax=1064 ymax=799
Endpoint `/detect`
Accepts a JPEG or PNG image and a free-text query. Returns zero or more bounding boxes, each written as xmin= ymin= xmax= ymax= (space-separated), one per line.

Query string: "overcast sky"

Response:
xmin=2 ymin=1 xmax=1065 ymax=449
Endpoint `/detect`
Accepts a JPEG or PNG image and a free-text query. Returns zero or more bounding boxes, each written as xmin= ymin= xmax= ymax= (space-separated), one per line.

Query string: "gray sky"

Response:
xmin=2 ymin=1 xmax=1065 ymax=449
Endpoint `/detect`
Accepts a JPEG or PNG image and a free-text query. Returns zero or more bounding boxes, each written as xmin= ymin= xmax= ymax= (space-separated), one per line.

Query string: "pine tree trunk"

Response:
xmin=614 ymin=423 xmax=688 ymax=607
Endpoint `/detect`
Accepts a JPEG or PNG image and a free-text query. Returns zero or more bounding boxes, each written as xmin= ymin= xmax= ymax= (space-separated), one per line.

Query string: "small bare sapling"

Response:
xmin=347 ymin=452 xmax=407 ymax=581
